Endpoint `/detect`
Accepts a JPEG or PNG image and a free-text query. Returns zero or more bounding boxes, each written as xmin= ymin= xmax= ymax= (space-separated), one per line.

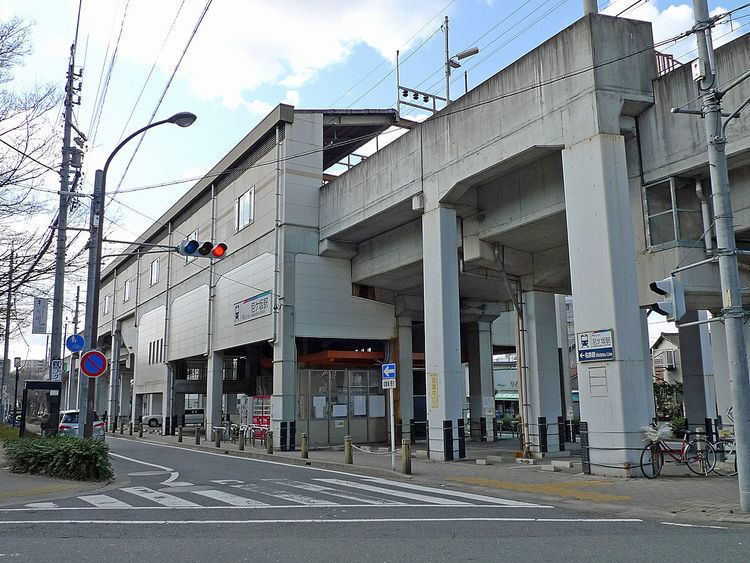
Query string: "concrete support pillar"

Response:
xmin=206 ymin=351 xmax=224 ymax=432
xmin=271 ymin=245 xmax=297 ymax=452
xmin=397 ymin=316 xmax=414 ymax=441
xmin=711 ymin=322 xmax=739 ymax=422
xmin=163 ymin=362 xmax=175 ymax=435
xmin=132 ymin=393 xmax=143 ymax=426
xmin=524 ymin=292 xmax=563 ymax=453
xmin=679 ymin=310 xmax=717 ymax=426
xmin=422 ymin=205 xmax=465 ymax=461
xmin=467 ymin=322 xmax=496 ymax=442
xmin=108 ymin=330 xmax=122 ymax=430
xmin=118 ymin=372 xmax=132 ymax=423
xmin=563 ymin=133 xmax=654 ymax=476
xmin=555 ymin=295 xmax=574 ymax=419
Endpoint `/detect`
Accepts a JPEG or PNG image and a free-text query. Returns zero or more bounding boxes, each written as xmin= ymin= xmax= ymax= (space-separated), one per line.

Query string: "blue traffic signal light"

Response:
xmin=177 ymin=239 xmax=227 ymax=259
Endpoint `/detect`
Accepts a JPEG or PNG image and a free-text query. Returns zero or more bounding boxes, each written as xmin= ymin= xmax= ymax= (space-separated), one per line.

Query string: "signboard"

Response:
xmin=429 ymin=373 xmax=439 ymax=409
xmin=233 ymin=291 xmax=272 ymax=325
xmin=31 ymin=297 xmax=49 ymax=335
xmin=577 ymin=329 xmax=615 ymax=363
xmin=51 ymin=360 xmax=63 ymax=382
xmin=381 ymin=363 xmax=396 ymax=389
xmin=80 ymin=350 xmax=107 ymax=378
xmin=66 ymin=334 xmax=85 ymax=353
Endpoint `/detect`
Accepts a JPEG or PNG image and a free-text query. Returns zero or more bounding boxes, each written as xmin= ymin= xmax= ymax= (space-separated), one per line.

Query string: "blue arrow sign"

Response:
xmin=381 ymin=363 xmax=396 ymax=379
xmin=65 ymin=334 xmax=85 ymax=353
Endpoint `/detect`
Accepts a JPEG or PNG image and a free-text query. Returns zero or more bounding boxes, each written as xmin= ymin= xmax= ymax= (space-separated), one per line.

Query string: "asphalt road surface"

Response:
xmin=0 ymin=437 xmax=747 ymax=562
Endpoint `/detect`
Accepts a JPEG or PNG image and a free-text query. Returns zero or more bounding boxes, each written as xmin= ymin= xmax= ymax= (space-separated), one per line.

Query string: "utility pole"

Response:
xmin=1 ymin=246 xmax=13 ymax=423
xmin=49 ymin=42 xmax=78 ymax=383
xmin=691 ymin=0 xmax=750 ymax=511
xmin=443 ymin=16 xmax=450 ymax=104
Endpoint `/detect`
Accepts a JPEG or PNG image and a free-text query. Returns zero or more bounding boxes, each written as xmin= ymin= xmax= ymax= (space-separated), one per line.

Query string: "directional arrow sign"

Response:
xmin=80 ymin=350 xmax=107 ymax=378
xmin=381 ymin=363 xmax=396 ymax=379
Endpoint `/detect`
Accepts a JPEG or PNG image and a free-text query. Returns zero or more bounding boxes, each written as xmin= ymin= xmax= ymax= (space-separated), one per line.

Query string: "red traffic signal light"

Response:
xmin=176 ymin=239 xmax=227 ymax=259
xmin=212 ymin=243 xmax=227 ymax=258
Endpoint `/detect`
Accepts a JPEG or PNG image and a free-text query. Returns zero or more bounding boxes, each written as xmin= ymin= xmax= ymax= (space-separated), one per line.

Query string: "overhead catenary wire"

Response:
xmin=0 ymin=139 xmax=61 ymax=176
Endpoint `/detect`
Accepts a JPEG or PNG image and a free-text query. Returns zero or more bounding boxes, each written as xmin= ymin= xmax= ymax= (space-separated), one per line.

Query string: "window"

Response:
xmin=185 ymin=228 xmax=198 ymax=264
xmin=123 ymin=279 xmax=132 ymax=302
xmin=644 ymin=177 xmax=703 ymax=248
xmin=103 ymin=294 xmax=110 ymax=315
xmin=149 ymin=258 xmax=160 ymax=286
xmin=236 ymin=188 xmax=255 ymax=231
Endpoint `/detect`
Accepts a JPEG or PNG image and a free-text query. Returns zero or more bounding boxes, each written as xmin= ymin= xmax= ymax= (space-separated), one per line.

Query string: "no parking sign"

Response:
xmin=80 ymin=350 xmax=107 ymax=378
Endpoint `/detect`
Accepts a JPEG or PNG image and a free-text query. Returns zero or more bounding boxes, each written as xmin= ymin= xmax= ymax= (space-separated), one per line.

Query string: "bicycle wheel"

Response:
xmin=712 ymin=440 xmax=738 ymax=477
xmin=640 ymin=443 xmax=664 ymax=478
xmin=685 ymin=439 xmax=716 ymax=476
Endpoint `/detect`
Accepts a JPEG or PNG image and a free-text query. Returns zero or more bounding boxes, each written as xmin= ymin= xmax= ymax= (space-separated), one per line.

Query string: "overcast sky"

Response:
xmin=2 ymin=0 xmax=746 ymax=361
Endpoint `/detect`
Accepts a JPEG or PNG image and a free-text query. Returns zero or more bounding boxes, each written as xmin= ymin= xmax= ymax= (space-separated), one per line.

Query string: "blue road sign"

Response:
xmin=80 ymin=350 xmax=107 ymax=378
xmin=65 ymin=334 xmax=85 ymax=353
xmin=382 ymin=363 xmax=396 ymax=379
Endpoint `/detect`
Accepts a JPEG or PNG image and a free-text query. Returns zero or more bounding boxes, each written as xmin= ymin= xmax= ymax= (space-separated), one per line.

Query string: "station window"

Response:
xmin=123 ymin=279 xmax=132 ymax=302
xmin=236 ymin=187 xmax=255 ymax=231
xmin=149 ymin=258 xmax=160 ymax=286
xmin=103 ymin=294 xmax=110 ymax=315
xmin=644 ymin=177 xmax=703 ymax=248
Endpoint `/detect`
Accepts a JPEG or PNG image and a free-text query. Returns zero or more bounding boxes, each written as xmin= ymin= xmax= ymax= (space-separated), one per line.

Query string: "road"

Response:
xmin=0 ymin=437 xmax=747 ymax=562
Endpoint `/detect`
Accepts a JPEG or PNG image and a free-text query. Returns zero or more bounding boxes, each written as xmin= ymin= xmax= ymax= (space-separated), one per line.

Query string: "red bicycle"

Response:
xmin=640 ymin=424 xmax=716 ymax=478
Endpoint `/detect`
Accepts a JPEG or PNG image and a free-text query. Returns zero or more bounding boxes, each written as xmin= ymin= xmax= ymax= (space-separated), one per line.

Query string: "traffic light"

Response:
xmin=177 ymin=239 xmax=228 ymax=259
xmin=649 ymin=276 xmax=685 ymax=322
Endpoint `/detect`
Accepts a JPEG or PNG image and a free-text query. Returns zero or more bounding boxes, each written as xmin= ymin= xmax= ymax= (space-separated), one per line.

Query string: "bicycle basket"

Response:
xmin=643 ymin=424 xmax=671 ymax=443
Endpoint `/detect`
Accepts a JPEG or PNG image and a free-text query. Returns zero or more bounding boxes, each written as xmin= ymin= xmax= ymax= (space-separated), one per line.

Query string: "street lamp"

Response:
xmin=78 ymin=112 xmax=197 ymax=438
xmin=12 ymin=357 xmax=20 ymax=427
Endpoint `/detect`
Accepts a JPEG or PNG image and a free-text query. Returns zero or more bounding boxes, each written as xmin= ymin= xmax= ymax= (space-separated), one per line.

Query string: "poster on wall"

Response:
xmin=233 ymin=290 xmax=272 ymax=325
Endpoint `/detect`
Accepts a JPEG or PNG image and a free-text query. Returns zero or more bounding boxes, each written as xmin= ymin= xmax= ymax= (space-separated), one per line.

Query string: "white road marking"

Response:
xmin=121 ymin=486 xmax=200 ymax=508
xmin=264 ymin=479 xmax=403 ymax=505
xmin=0 ymin=517 xmax=644 ymax=525
xmin=315 ymin=479 xmax=471 ymax=506
xmin=110 ymin=453 xmax=172 ymax=472
xmin=362 ymin=477 xmax=551 ymax=508
xmin=191 ymin=490 xmax=269 ymax=507
xmin=79 ymin=495 xmax=132 ymax=509
xmin=127 ymin=471 xmax=169 ymax=476
xmin=661 ymin=521 xmax=729 ymax=530
xmin=0 ymin=503 xmax=500 ymax=512
xmin=231 ymin=484 xmax=337 ymax=506
xmin=110 ymin=452 xmax=189 ymax=487
xmin=210 ymin=480 xmax=244 ymax=485
xmin=23 ymin=502 xmax=58 ymax=509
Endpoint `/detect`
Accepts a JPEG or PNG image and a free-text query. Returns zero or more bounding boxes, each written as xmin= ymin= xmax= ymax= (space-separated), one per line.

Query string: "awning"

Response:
xmin=494 ymin=391 xmax=520 ymax=401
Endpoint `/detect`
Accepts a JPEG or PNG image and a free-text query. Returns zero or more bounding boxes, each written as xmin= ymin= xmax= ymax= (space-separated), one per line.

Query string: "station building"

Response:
xmin=84 ymin=12 xmax=750 ymax=474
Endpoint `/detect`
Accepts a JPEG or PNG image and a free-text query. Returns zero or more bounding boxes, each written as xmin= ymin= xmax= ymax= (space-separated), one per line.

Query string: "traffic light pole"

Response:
xmin=691 ymin=0 xmax=750 ymax=512
xmin=1 ymin=246 xmax=12 ymax=423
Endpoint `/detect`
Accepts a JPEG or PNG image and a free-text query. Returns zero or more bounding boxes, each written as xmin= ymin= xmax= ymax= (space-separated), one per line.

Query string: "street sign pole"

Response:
xmin=390 ymin=386 xmax=396 ymax=471
xmin=382 ymin=363 xmax=397 ymax=471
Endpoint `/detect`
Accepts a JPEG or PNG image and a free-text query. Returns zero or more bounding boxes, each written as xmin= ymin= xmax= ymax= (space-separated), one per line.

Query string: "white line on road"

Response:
xmin=264 ymin=479 xmax=403 ymax=505
xmin=127 ymin=471 xmax=169 ymax=476
xmin=0 ymin=503 xmax=503 ymax=512
xmin=362 ymin=477 xmax=551 ymax=508
xmin=231 ymin=484 xmax=337 ymax=506
xmin=660 ymin=521 xmax=729 ymax=530
xmin=315 ymin=479 xmax=471 ymax=506
xmin=121 ymin=486 xmax=200 ymax=508
xmin=110 ymin=452 xmax=191 ymax=487
xmin=79 ymin=495 xmax=133 ymax=509
xmin=110 ymin=453 xmax=173 ymax=472
xmin=0 ymin=517 xmax=645 ymax=525
xmin=190 ymin=490 xmax=269 ymax=507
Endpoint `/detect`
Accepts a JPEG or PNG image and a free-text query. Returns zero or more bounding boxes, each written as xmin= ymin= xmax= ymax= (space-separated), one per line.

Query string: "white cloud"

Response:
xmin=79 ymin=0 xmax=446 ymax=110
xmin=284 ymin=90 xmax=300 ymax=106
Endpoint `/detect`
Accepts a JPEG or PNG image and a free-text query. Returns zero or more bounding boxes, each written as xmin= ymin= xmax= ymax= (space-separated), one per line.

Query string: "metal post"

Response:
xmin=344 ymin=435 xmax=353 ymax=464
xmin=214 ymin=427 xmax=221 ymax=448
xmin=389 ymin=387 xmax=396 ymax=471
xmin=1 ymin=246 xmax=12 ymax=423
xmin=301 ymin=432 xmax=309 ymax=459
xmin=266 ymin=430 xmax=274 ymax=454
xmin=238 ymin=429 xmax=244 ymax=451
xmin=50 ymin=44 xmax=76 ymax=386
xmin=178 ymin=425 xmax=183 ymax=443
xmin=68 ymin=285 xmax=80 ymax=410
xmin=12 ymin=365 xmax=19 ymax=427
xmin=692 ymin=0 xmax=750 ymax=512
xmin=464 ymin=70 xmax=468 ymax=95
xmin=138 ymin=422 xmax=143 ymax=438
xmin=402 ymin=438 xmax=412 ymax=474
xmin=583 ymin=0 xmax=598 ymax=15
xmin=128 ymin=421 xmax=133 ymax=436
xmin=443 ymin=16 xmax=450 ymax=104
xmin=195 ymin=426 xmax=201 ymax=445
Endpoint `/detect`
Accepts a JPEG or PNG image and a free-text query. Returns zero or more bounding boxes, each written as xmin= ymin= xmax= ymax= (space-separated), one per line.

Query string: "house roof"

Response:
xmin=651 ymin=332 xmax=679 ymax=350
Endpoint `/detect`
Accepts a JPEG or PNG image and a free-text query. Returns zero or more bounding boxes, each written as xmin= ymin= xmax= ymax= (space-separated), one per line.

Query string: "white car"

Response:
xmin=58 ymin=410 xmax=106 ymax=439
xmin=141 ymin=408 xmax=204 ymax=428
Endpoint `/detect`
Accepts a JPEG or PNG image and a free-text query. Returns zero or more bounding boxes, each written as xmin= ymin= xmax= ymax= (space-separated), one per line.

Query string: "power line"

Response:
xmin=0 ymin=138 xmax=60 ymax=175
xmin=109 ymin=0 xmax=213 ymax=199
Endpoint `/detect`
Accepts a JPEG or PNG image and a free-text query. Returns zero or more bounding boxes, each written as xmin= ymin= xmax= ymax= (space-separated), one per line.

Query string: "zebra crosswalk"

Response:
xmin=10 ymin=477 xmax=550 ymax=512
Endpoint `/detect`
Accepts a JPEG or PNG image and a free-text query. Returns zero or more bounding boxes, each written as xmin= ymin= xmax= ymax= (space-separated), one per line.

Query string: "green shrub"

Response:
xmin=0 ymin=424 xmax=19 ymax=443
xmin=2 ymin=435 xmax=114 ymax=481
xmin=670 ymin=416 xmax=687 ymax=438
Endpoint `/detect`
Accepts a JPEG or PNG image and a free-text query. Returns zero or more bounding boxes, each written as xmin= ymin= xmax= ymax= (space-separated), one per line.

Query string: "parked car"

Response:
xmin=141 ymin=413 xmax=163 ymax=428
xmin=58 ymin=410 xmax=105 ymax=439
xmin=141 ymin=408 xmax=204 ymax=428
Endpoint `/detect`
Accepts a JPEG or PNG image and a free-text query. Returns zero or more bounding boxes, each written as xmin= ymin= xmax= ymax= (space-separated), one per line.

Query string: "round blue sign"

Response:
xmin=66 ymin=334 xmax=85 ymax=353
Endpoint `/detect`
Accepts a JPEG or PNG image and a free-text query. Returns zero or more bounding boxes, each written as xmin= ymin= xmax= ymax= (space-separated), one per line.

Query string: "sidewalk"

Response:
xmin=0 ymin=448 xmax=106 ymax=507
xmin=114 ymin=428 xmax=750 ymax=525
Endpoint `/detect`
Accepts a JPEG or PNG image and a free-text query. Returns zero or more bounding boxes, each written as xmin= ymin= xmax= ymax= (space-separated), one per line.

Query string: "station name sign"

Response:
xmin=234 ymin=290 xmax=272 ymax=325
xmin=577 ymin=329 xmax=614 ymax=362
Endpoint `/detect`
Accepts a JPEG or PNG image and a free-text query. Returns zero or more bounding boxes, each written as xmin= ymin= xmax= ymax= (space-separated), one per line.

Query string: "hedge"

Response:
xmin=2 ymin=434 xmax=114 ymax=481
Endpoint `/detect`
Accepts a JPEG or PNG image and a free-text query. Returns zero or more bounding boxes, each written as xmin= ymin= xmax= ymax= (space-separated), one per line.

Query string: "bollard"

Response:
xmin=215 ymin=428 xmax=221 ymax=448
xmin=195 ymin=427 xmax=201 ymax=445
xmin=402 ymin=437 xmax=412 ymax=475
xmin=301 ymin=433 xmax=309 ymax=459
xmin=251 ymin=429 xmax=256 ymax=448
xmin=239 ymin=429 xmax=245 ymax=451
xmin=129 ymin=422 xmax=133 ymax=436
xmin=344 ymin=435 xmax=353 ymax=465
xmin=120 ymin=423 xmax=124 ymax=435
xmin=266 ymin=430 xmax=274 ymax=454
xmin=138 ymin=423 xmax=143 ymax=438
xmin=178 ymin=426 xmax=183 ymax=443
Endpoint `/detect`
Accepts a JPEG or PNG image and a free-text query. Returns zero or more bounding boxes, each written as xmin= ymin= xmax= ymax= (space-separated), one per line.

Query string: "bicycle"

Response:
xmin=640 ymin=424 xmax=717 ymax=478
xmin=711 ymin=429 xmax=738 ymax=477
